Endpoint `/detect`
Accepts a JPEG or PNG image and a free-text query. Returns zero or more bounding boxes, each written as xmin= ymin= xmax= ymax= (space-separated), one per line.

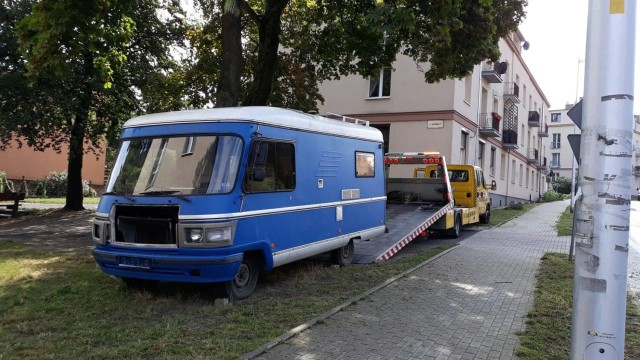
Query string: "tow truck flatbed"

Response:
xmin=353 ymin=201 xmax=454 ymax=263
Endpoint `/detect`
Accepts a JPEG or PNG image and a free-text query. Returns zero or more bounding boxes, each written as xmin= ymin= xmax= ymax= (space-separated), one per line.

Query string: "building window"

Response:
xmin=490 ymin=147 xmax=496 ymax=176
xmin=478 ymin=141 xmax=485 ymax=169
xmin=244 ymin=140 xmax=296 ymax=193
xmin=464 ymin=74 xmax=472 ymax=104
xmin=525 ymin=167 xmax=529 ymax=188
xmin=551 ymin=113 xmax=561 ymax=122
xmin=355 ymin=152 xmax=375 ymax=178
xmin=511 ymin=159 xmax=516 ymax=184
xmin=523 ymin=84 xmax=527 ymax=107
xmin=460 ymin=131 xmax=468 ymax=163
xmin=369 ymin=68 xmax=391 ymax=98
xmin=551 ymin=153 xmax=560 ymax=168
xmin=551 ymin=133 xmax=561 ymax=149
xmin=500 ymin=153 xmax=506 ymax=180
xmin=519 ymin=164 xmax=523 ymax=186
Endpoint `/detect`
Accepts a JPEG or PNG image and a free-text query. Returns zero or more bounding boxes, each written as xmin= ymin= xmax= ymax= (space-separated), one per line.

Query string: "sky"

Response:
xmin=518 ymin=1 xmax=638 ymax=113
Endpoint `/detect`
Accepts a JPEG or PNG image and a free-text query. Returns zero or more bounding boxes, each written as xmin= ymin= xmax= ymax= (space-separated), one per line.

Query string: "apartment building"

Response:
xmin=547 ymin=105 xmax=580 ymax=182
xmin=317 ymin=30 xmax=550 ymax=207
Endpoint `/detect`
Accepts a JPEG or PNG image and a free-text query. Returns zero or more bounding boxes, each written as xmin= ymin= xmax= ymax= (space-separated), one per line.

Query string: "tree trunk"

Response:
xmin=245 ymin=0 xmax=288 ymax=106
xmin=216 ymin=0 xmax=243 ymax=108
xmin=64 ymin=111 xmax=86 ymax=211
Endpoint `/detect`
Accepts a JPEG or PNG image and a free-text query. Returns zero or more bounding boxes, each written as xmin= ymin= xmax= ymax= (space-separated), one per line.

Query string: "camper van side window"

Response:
xmin=244 ymin=140 xmax=296 ymax=193
xmin=355 ymin=152 xmax=375 ymax=178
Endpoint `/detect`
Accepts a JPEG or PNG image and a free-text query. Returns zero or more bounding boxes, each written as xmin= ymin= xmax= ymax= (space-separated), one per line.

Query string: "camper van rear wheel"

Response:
xmin=225 ymin=254 xmax=259 ymax=300
xmin=447 ymin=215 xmax=461 ymax=238
xmin=480 ymin=206 xmax=491 ymax=224
xmin=331 ymin=240 xmax=354 ymax=267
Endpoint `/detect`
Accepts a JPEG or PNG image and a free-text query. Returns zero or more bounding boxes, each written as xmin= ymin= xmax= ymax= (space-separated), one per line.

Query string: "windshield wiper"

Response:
xmin=139 ymin=190 xmax=191 ymax=202
xmin=102 ymin=191 xmax=136 ymax=202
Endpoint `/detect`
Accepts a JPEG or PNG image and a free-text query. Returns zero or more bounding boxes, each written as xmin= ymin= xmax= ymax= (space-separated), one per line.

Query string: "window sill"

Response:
xmin=365 ymin=96 xmax=391 ymax=100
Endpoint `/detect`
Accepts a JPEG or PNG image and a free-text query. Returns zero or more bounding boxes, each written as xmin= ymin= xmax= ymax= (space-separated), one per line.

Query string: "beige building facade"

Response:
xmin=318 ymin=31 xmax=551 ymax=207
xmin=547 ymin=105 xmax=580 ymax=182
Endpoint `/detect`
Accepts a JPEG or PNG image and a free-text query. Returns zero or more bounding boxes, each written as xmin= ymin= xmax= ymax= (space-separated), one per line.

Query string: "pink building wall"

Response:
xmin=0 ymin=139 xmax=106 ymax=186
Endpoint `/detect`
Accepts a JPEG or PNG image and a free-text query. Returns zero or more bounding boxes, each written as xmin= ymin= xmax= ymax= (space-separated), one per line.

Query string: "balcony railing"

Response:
xmin=550 ymin=161 xmax=560 ymax=168
xmin=528 ymin=111 xmax=540 ymax=127
xmin=481 ymin=62 xmax=504 ymax=83
xmin=479 ymin=112 xmax=501 ymax=138
xmin=527 ymin=148 xmax=539 ymax=164
xmin=537 ymin=157 xmax=547 ymax=170
xmin=538 ymin=123 xmax=549 ymax=137
xmin=504 ymin=82 xmax=521 ymax=103
xmin=551 ymin=142 xmax=561 ymax=149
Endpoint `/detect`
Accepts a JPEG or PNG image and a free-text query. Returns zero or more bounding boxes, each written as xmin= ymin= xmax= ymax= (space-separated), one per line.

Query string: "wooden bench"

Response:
xmin=0 ymin=192 xmax=26 ymax=218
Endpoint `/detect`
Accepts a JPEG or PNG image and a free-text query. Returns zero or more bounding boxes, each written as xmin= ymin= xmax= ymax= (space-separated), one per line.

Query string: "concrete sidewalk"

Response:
xmin=253 ymin=200 xmax=572 ymax=359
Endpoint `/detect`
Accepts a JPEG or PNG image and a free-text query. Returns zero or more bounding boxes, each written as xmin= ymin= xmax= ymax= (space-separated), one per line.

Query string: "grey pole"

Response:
xmin=571 ymin=1 xmax=636 ymax=359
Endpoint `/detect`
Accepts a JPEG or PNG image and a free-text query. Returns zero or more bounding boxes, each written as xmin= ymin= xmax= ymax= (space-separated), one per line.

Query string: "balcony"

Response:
xmin=528 ymin=111 xmax=540 ymax=127
xmin=481 ymin=62 xmax=504 ymax=83
xmin=527 ymin=148 xmax=539 ymax=164
xmin=502 ymin=129 xmax=518 ymax=149
xmin=538 ymin=123 xmax=549 ymax=137
xmin=537 ymin=157 xmax=548 ymax=170
xmin=503 ymin=82 xmax=521 ymax=103
xmin=479 ymin=112 xmax=501 ymax=138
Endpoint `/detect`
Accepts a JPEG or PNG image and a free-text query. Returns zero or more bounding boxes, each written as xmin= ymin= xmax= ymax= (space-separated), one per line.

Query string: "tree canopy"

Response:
xmin=190 ymin=0 xmax=527 ymax=109
xmin=0 ymin=0 xmax=186 ymax=209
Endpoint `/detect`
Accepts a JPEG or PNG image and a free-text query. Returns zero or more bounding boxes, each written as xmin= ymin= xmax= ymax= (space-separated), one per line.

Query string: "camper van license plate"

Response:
xmin=117 ymin=256 xmax=151 ymax=269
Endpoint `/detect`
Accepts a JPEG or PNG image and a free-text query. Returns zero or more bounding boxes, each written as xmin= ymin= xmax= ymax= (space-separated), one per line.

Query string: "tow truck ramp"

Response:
xmin=353 ymin=201 xmax=454 ymax=264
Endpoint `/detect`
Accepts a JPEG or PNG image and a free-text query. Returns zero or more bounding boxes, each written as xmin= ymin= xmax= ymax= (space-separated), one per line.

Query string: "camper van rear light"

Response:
xmin=180 ymin=223 xmax=235 ymax=248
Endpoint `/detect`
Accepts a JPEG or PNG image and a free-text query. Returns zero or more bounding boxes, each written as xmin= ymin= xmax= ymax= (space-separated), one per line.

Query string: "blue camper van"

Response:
xmin=92 ymin=107 xmax=386 ymax=299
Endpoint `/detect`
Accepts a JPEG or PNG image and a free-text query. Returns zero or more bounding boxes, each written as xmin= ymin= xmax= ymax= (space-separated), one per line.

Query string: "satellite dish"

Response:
xmin=522 ymin=41 xmax=530 ymax=50
xmin=497 ymin=62 xmax=508 ymax=75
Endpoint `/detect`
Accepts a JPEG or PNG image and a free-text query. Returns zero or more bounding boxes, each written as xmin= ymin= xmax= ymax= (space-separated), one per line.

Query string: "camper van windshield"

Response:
xmin=106 ymin=135 xmax=243 ymax=195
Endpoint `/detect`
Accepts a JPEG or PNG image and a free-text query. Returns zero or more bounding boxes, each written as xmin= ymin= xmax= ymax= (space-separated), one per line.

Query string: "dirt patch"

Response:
xmin=0 ymin=209 xmax=96 ymax=255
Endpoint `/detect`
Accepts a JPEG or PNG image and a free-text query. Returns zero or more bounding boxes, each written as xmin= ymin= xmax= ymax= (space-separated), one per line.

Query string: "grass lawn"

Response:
xmin=0 ymin=239 xmax=455 ymax=359
xmin=477 ymin=202 xmax=539 ymax=227
xmin=556 ymin=206 xmax=573 ymax=236
xmin=24 ymin=197 xmax=100 ymax=204
xmin=516 ymin=253 xmax=640 ymax=359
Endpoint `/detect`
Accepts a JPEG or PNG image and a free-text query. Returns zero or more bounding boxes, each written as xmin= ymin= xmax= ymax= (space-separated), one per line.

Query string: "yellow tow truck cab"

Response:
xmin=415 ymin=162 xmax=497 ymax=237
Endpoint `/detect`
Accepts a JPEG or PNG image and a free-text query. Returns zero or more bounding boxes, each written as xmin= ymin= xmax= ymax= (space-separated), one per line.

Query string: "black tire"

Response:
xmin=121 ymin=277 xmax=158 ymax=291
xmin=331 ymin=239 xmax=354 ymax=267
xmin=447 ymin=215 xmax=461 ymax=238
xmin=225 ymin=254 xmax=260 ymax=300
xmin=480 ymin=205 xmax=491 ymax=224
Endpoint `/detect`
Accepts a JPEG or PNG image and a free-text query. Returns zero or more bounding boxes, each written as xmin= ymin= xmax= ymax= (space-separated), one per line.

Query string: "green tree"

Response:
xmin=553 ymin=176 xmax=572 ymax=195
xmin=0 ymin=0 xmax=186 ymax=210
xmin=193 ymin=0 xmax=527 ymax=108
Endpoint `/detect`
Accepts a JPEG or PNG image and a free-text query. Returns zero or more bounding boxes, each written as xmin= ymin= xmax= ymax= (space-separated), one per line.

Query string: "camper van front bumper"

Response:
xmin=92 ymin=247 xmax=243 ymax=283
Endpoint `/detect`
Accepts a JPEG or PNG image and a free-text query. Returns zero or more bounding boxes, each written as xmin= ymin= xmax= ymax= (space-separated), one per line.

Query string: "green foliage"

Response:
xmin=1 ymin=0 xmax=187 ymax=209
xmin=44 ymin=171 xmax=97 ymax=198
xmin=191 ymin=0 xmax=527 ymax=108
xmin=18 ymin=180 xmax=28 ymax=196
xmin=556 ymin=206 xmax=573 ymax=236
xmin=34 ymin=181 xmax=46 ymax=197
xmin=507 ymin=203 xmax=524 ymax=210
xmin=0 ymin=171 xmax=15 ymax=193
xmin=541 ymin=190 xmax=564 ymax=202
xmin=552 ymin=176 xmax=572 ymax=194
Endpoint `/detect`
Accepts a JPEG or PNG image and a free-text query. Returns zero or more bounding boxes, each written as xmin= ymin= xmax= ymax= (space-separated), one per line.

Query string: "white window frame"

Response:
xmin=368 ymin=68 xmax=391 ymax=99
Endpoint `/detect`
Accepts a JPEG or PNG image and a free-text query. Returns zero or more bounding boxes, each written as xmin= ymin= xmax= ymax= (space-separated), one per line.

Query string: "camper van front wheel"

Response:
xmin=225 ymin=254 xmax=259 ymax=300
xmin=331 ymin=240 xmax=354 ymax=267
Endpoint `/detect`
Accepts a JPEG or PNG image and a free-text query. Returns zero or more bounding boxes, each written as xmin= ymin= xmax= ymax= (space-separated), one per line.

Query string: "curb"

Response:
xmin=240 ymin=244 xmax=460 ymax=360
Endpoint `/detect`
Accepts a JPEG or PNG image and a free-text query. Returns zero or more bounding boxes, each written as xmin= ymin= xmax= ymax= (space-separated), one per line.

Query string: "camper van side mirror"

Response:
xmin=490 ymin=180 xmax=497 ymax=190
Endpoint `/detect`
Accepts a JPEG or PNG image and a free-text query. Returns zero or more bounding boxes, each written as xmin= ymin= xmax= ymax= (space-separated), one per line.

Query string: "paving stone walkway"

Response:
xmin=255 ymin=200 xmax=571 ymax=359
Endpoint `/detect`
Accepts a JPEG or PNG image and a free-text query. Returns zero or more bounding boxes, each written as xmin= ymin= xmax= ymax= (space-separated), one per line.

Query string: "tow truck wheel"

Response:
xmin=225 ymin=254 xmax=259 ymax=301
xmin=121 ymin=277 xmax=158 ymax=291
xmin=447 ymin=215 xmax=461 ymax=238
xmin=480 ymin=206 xmax=491 ymax=224
xmin=331 ymin=239 xmax=354 ymax=267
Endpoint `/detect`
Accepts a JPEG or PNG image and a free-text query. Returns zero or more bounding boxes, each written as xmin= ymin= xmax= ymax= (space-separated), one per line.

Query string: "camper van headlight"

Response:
xmin=181 ymin=223 xmax=234 ymax=248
